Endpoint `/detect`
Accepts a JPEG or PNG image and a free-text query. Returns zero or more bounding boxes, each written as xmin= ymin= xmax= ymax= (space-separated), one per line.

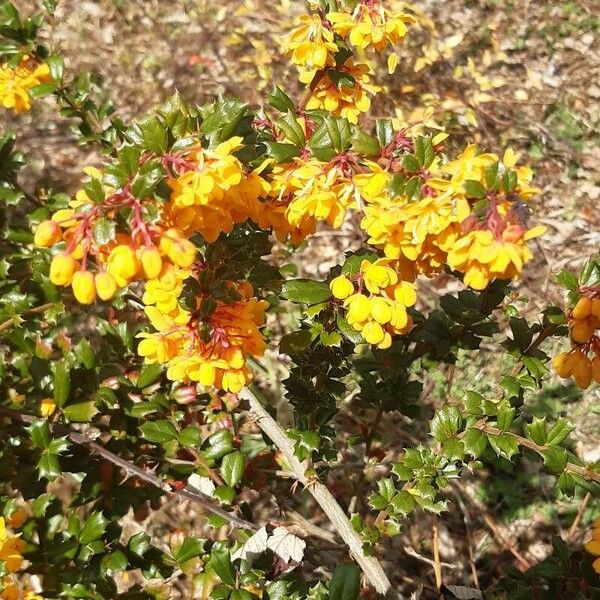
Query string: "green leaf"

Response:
xmin=204 ymin=430 xmax=234 ymax=461
xmin=329 ymin=563 xmax=360 ymax=600
xmin=336 ymin=315 xmax=364 ymax=344
xmin=29 ymin=83 xmax=57 ymax=98
xmin=137 ymin=115 xmax=168 ymax=154
xmin=53 ymin=361 xmax=70 ymax=407
xmin=430 ymin=406 xmax=462 ymax=442
xmin=541 ymin=447 xmax=568 ymax=474
xmin=37 ymin=453 xmax=61 ymax=480
xmin=47 ymin=54 xmax=64 ymax=81
xmin=462 ymin=429 xmax=487 ymax=458
xmin=83 ymin=177 xmax=105 ymax=203
xmin=279 ymin=329 xmax=314 ymax=354
xmin=487 ymin=433 xmax=519 ymax=460
xmin=375 ymin=119 xmax=394 ymax=147
xmin=527 ymin=417 xmax=547 ymax=446
xmin=496 ymin=401 xmax=515 ymax=432
xmin=350 ymin=129 xmax=380 ymax=156
xmin=464 ymin=179 xmax=486 ymax=198
xmin=211 ymin=550 xmax=236 ymax=586
xmin=103 ymin=550 xmax=128 ymax=574
xmin=402 ymin=154 xmax=421 ymax=173
xmin=140 ymin=420 xmax=178 ymax=444
xmin=74 ymin=339 xmax=94 ymax=369
xmin=555 ymin=270 xmax=578 ymax=291
xmin=231 ymin=591 xmax=253 ymax=600
xmin=281 ymin=279 xmax=332 ymax=305
xmin=79 ymin=511 xmax=108 ymax=544
xmin=546 ymin=419 xmax=573 ymax=447
xmin=178 ymin=426 xmax=201 ymax=448
xmin=129 ymin=532 xmax=151 ymax=557
xmin=62 ymin=401 xmax=99 ymax=422
xmin=137 ymin=363 xmax=164 ymax=388
xmin=220 ymin=451 xmax=245 ymax=487
xmin=28 ymin=419 xmax=51 ymax=449
xmin=267 ymin=85 xmax=295 ymax=112
xmin=264 ymin=141 xmax=300 ymax=163
xmin=174 ymin=537 xmax=204 ymax=564
xmin=277 ymin=111 xmax=305 ymax=147
xmin=92 ymin=217 xmax=116 ymax=245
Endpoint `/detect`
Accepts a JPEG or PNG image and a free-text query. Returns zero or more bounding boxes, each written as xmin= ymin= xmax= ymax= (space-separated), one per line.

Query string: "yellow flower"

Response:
xmin=33 ymin=220 xmax=62 ymax=247
xmin=72 ymin=271 xmax=96 ymax=305
xmin=329 ymin=4 xmax=415 ymax=53
xmin=95 ymin=271 xmax=118 ymax=301
xmin=330 ymin=275 xmax=355 ymax=300
xmin=50 ymin=254 xmax=78 ymax=287
xmin=586 ymin=519 xmax=600 ymax=574
xmin=39 ymin=397 xmax=57 ymax=417
xmin=138 ymin=275 xmax=268 ymax=393
xmin=0 ymin=57 xmax=51 ymax=113
xmin=306 ymin=60 xmax=381 ymax=124
xmin=284 ymin=14 xmax=338 ymax=84
xmin=0 ymin=517 xmax=26 ymax=573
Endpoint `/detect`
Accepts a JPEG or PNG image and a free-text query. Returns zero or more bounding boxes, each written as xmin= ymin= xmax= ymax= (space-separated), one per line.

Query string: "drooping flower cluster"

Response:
xmin=0 ymin=56 xmax=50 ymax=113
xmin=553 ymin=294 xmax=600 ymax=389
xmin=138 ymin=273 xmax=268 ymax=393
xmin=34 ymin=168 xmax=196 ymax=305
xmin=331 ymin=258 xmax=416 ymax=348
xmin=585 ymin=519 xmax=600 ymax=574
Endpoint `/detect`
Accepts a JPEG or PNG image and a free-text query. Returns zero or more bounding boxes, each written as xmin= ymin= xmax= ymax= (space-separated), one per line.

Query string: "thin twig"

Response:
xmin=432 ymin=518 xmax=443 ymax=591
xmin=479 ymin=424 xmax=600 ymax=485
xmin=567 ymin=492 xmax=591 ymax=541
xmin=241 ymin=386 xmax=402 ymax=599
xmin=0 ymin=407 xmax=257 ymax=531
xmin=0 ymin=303 xmax=55 ymax=334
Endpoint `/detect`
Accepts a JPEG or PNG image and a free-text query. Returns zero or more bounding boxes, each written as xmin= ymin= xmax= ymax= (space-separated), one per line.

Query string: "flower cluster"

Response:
xmin=138 ymin=274 xmax=268 ymax=393
xmin=585 ymin=519 xmax=600 ymax=575
xmin=552 ymin=294 xmax=600 ymax=389
xmin=283 ymin=1 xmax=415 ymax=119
xmin=305 ymin=59 xmax=380 ymax=124
xmin=0 ymin=56 xmax=50 ymax=113
xmin=0 ymin=514 xmax=42 ymax=600
xmin=359 ymin=145 xmax=545 ymax=289
xmin=331 ymin=258 xmax=416 ymax=348
xmin=34 ymin=168 xmax=196 ymax=305
xmin=164 ymin=137 xmax=268 ymax=242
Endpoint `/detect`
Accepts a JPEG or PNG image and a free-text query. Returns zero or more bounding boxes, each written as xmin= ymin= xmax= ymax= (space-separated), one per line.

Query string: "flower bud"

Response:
xmin=50 ymin=253 xmax=77 ymax=286
xmin=370 ymin=296 xmax=392 ymax=324
xmin=108 ymin=244 xmax=140 ymax=281
xmin=330 ymin=275 xmax=354 ymax=299
xmin=571 ymin=319 xmax=594 ymax=343
xmin=362 ymin=321 xmax=385 ymax=345
xmin=347 ymin=294 xmax=370 ymax=324
xmin=95 ymin=271 xmax=118 ymax=301
xmin=160 ymin=229 xmax=196 ymax=268
xmin=591 ymin=355 xmax=600 ymax=384
xmin=572 ymin=296 xmax=593 ymax=320
xmin=34 ymin=220 xmax=62 ymax=247
xmin=72 ymin=270 xmax=96 ymax=304
xmin=139 ymin=246 xmax=163 ymax=279
xmin=172 ymin=385 xmax=197 ymax=405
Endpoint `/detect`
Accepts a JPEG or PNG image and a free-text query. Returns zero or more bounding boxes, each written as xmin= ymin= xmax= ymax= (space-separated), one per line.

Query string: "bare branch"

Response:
xmin=240 ymin=386 xmax=403 ymax=599
xmin=0 ymin=407 xmax=257 ymax=531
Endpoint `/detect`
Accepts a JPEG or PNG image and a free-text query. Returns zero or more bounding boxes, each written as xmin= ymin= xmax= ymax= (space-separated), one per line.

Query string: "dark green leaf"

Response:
xmin=281 ymin=279 xmax=332 ymax=305
xmin=137 ymin=363 xmax=164 ymax=388
xmin=140 ymin=420 xmax=178 ymax=444
xmin=211 ymin=550 xmax=236 ymax=586
xmin=329 ymin=563 xmax=360 ymax=600
xmin=220 ymin=451 xmax=245 ymax=487
xmin=79 ymin=512 xmax=108 ymax=544
xmin=53 ymin=361 xmax=70 ymax=407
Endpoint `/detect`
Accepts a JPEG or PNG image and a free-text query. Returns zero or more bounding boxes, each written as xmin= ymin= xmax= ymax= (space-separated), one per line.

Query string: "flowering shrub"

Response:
xmin=0 ymin=1 xmax=598 ymax=599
